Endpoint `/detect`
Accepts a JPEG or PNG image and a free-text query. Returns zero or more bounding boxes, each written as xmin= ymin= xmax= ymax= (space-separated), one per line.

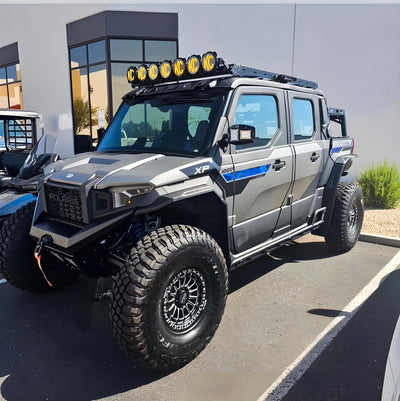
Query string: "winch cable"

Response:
xmin=34 ymin=235 xmax=54 ymax=287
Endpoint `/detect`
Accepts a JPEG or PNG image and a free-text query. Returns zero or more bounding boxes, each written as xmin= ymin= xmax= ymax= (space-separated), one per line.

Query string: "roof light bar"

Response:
xmin=126 ymin=51 xmax=318 ymax=89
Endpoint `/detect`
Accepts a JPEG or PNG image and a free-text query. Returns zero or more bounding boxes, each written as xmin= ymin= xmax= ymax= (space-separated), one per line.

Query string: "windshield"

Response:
xmin=98 ymin=92 xmax=226 ymax=156
xmin=16 ymin=134 xmax=59 ymax=180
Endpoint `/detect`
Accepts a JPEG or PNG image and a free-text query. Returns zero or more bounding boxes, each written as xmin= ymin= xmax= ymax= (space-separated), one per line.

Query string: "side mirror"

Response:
xmin=229 ymin=124 xmax=255 ymax=145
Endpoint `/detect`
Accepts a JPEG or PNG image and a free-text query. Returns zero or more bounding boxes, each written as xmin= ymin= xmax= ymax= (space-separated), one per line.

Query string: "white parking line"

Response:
xmin=257 ymin=250 xmax=400 ymax=401
xmin=0 ymin=279 xmax=7 ymax=285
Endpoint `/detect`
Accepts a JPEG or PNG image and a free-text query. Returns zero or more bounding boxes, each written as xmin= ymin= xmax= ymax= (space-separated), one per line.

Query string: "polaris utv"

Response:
xmin=0 ymin=52 xmax=364 ymax=373
xmin=0 ymin=109 xmax=40 ymax=191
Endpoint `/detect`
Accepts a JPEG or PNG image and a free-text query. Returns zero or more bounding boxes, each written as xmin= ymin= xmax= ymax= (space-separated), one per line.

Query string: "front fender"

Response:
xmin=0 ymin=190 xmax=36 ymax=219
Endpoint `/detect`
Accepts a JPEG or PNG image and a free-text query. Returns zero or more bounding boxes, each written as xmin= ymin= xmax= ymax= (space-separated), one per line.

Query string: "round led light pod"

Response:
xmin=137 ymin=65 xmax=147 ymax=82
xmin=160 ymin=61 xmax=172 ymax=79
xmin=187 ymin=55 xmax=200 ymax=75
xmin=127 ymin=66 xmax=137 ymax=84
xmin=148 ymin=64 xmax=159 ymax=81
xmin=172 ymin=58 xmax=186 ymax=77
xmin=201 ymin=52 xmax=217 ymax=73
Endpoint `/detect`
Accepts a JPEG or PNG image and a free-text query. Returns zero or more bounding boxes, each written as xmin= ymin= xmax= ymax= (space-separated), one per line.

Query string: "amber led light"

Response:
xmin=160 ymin=61 xmax=172 ymax=79
xmin=187 ymin=55 xmax=200 ymax=75
xmin=137 ymin=65 xmax=147 ymax=81
xmin=127 ymin=66 xmax=136 ymax=84
xmin=173 ymin=58 xmax=186 ymax=77
xmin=148 ymin=64 xmax=159 ymax=81
xmin=201 ymin=52 xmax=217 ymax=73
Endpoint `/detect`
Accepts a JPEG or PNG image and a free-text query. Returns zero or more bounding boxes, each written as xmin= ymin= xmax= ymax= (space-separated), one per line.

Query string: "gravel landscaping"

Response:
xmin=362 ymin=206 xmax=400 ymax=238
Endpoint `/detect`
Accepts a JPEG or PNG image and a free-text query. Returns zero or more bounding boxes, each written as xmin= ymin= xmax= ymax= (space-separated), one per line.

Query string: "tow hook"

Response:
xmin=34 ymin=234 xmax=54 ymax=287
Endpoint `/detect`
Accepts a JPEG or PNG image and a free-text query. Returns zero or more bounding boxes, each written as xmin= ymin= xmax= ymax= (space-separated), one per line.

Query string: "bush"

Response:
xmin=358 ymin=159 xmax=400 ymax=209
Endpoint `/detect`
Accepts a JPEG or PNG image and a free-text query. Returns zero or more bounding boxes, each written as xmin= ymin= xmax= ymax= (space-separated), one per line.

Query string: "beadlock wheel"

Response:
xmin=110 ymin=225 xmax=228 ymax=373
xmin=162 ymin=267 xmax=207 ymax=333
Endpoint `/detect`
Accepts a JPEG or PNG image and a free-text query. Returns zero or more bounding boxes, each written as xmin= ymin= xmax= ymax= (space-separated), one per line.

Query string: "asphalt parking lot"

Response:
xmin=0 ymin=236 xmax=399 ymax=401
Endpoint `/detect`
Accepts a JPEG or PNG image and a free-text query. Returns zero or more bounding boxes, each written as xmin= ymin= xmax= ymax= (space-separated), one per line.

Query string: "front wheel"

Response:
xmin=325 ymin=183 xmax=364 ymax=253
xmin=110 ymin=225 xmax=229 ymax=373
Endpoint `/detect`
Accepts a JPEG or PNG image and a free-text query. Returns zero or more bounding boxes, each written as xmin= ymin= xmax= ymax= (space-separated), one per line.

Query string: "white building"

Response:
xmin=0 ymin=3 xmax=399 ymax=174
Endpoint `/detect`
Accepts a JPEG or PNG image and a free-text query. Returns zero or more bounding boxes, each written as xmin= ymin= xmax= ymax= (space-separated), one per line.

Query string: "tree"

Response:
xmin=73 ymin=98 xmax=98 ymax=133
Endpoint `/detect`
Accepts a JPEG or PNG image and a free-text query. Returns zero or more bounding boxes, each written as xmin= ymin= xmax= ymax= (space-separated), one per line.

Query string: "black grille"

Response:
xmin=45 ymin=184 xmax=85 ymax=224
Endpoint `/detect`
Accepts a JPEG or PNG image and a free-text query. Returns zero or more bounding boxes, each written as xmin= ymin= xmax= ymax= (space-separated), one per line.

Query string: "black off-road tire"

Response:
xmin=325 ymin=183 xmax=364 ymax=253
xmin=110 ymin=224 xmax=229 ymax=373
xmin=0 ymin=202 xmax=79 ymax=292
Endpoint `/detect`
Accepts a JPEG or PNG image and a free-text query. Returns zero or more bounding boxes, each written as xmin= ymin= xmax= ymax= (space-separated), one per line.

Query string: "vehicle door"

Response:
xmin=228 ymin=87 xmax=294 ymax=253
xmin=287 ymin=91 xmax=328 ymax=228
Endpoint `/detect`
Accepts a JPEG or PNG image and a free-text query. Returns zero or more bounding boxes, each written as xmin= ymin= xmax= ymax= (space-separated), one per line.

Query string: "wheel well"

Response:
xmin=157 ymin=193 xmax=231 ymax=266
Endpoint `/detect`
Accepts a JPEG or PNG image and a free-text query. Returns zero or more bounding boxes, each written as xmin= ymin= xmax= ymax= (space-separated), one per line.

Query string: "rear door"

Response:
xmin=228 ymin=87 xmax=294 ymax=253
xmin=287 ymin=91 xmax=326 ymax=228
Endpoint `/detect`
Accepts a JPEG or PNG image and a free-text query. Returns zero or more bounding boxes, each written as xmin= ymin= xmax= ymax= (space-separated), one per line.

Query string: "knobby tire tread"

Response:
xmin=110 ymin=224 xmax=228 ymax=373
xmin=325 ymin=183 xmax=364 ymax=253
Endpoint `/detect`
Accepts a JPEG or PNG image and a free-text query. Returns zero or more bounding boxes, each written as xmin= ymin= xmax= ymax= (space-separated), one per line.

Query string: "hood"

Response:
xmin=45 ymin=151 xmax=216 ymax=189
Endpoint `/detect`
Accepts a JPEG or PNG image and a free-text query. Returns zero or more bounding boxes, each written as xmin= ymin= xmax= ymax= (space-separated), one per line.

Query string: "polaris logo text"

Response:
xmin=48 ymin=193 xmax=80 ymax=206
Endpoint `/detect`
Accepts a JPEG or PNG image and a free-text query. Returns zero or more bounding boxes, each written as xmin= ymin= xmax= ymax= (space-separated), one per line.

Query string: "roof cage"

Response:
xmin=229 ymin=64 xmax=318 ymax=89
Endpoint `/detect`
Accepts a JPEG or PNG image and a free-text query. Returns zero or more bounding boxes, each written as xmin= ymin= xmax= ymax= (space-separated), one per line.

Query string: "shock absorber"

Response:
xmin=132 ymin=220 xmax=146 ymax=244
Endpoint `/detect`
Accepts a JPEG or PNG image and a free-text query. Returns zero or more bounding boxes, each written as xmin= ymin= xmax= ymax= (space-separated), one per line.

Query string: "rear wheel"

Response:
xmin=0 ymin=202 xmax=79 ymax=292
xmin=325 ymin=183 xmax=364 ymax=253
xmin=110 ymin=224 xmax=228 ymax=373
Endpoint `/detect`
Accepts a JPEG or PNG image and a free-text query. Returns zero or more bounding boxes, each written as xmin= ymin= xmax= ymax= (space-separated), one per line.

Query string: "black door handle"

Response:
xmin=272 ymin=159 xmax=286 ymax=171
xmin=310 ymin=153 xmax=320 ymax=162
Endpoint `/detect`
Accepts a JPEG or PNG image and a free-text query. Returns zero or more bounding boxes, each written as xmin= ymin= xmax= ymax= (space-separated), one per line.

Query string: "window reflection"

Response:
xmin=69 ymin=38 xmax=178 ymax=141
xmin=6 ymin=65 xmax=18 ymax=82
xmin=0 ymin=68 xmax=6 ymax=84
xmin=110 ymin=39 xmax=142 ymax=61
xmin=0 ymin=86 xmax=8 ymax=108
xmin=71 ymin=68 xmax=90 ymax=135
xmin=0 ymin=63 xmax=23 ymax=109
xmin=88 ymin=40 xmax=106 ymax=64
xmin=111 ymin=63 xmax=136 ymax=115
xmin=70 ymin=45 xmax=87 ymax=69
xmin=8 ymin=82 xmax=23 ymax=109
xmin=145 ymin=40 xmax=177 ymax=61
xmin=234 ymin=94 xmax=279 ymax=149
xmin=89 ymin=63 xmax=108 ymax=137
xmin=293 ymin=98 xmax=314 ymax=140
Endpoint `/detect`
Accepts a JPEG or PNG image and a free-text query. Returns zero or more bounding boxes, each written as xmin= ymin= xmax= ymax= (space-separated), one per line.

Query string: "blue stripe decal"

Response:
xmin=0 ymin=193 xmax=36 ymax=217
xmin=223 ymin=164 xmax=271 ymax=182
xmin=331 ymin=146 xmax=343 ymax=154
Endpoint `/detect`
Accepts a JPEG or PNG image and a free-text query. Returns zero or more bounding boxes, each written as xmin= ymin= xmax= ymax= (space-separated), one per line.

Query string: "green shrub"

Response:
xmin=358 ymin=159 xmax=400 ymax=209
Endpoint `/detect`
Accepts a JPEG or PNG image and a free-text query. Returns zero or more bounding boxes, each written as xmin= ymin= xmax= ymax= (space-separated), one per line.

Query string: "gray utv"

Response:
xmin=0 ymin=52 xmax=364 ymax=373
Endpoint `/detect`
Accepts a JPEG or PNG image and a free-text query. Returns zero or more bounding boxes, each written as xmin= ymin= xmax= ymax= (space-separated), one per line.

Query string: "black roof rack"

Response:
xmin=229 ymin=64 xmax=318 ymax=89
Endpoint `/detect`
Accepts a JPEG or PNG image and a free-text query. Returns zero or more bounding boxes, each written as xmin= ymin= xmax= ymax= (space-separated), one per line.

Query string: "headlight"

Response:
xmin=109 ymin=184 xmax=155 ymax=208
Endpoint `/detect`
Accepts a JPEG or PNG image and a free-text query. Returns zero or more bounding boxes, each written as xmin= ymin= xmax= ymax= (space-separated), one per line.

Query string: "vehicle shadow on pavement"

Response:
xmin=0 ymin=277 xmax=157 ymax=401
xmin=272 ymin=239 xmax=332 ymax=262
xmin=229 ymin=237 xmax=332 ymax=294
xmin=229 ymin=255 xmax=286 ymax=294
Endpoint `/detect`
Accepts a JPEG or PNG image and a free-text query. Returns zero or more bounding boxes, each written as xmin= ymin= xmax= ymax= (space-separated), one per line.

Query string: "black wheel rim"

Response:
xmin=347 ymin=201 xmax=359 ymax=236
xmin=162 ymin=268 xmax=207 ymax=333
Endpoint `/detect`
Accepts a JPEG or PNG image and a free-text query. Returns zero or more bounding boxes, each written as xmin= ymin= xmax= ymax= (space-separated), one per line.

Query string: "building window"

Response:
xmin=0 ymin=63 xmax=23 ymax=109
xmin=110 ymin=39 xmax=177 ymax=115
xmin=69 ymin=38 xmax=177 ymax=144
xmin=70 ymin=39 xmax=108 ymax=140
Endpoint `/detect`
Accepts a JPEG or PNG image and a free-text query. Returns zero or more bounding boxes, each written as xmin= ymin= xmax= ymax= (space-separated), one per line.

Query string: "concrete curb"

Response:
xmin=359 ymin=233 xmax=400 ymax=248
